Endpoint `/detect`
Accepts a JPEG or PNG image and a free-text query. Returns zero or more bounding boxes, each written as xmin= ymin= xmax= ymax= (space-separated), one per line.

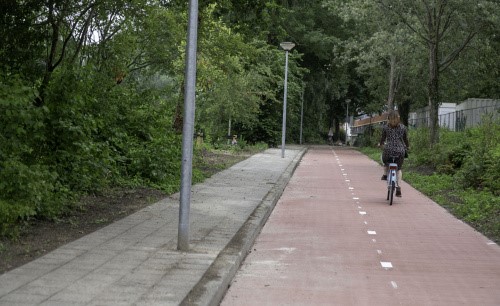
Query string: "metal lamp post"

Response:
xmin=300 ymin=91 xmax=304 ymax=145
xmin=178 ymin=0 xmax=199 ymax=251
xmin=280 ymin=42 xmax=295 ymax=158
xmin=345 ymin=99 xmax=351 ymax=146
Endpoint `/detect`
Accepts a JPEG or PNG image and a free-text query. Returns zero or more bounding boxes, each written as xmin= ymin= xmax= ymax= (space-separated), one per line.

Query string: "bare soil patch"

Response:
xmin=0 ymin=188 xmax=166 ymax=274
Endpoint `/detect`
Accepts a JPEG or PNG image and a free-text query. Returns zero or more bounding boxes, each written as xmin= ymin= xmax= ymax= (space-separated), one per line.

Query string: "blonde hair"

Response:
xmin=387 ymin=110 xmax=400 ymax=128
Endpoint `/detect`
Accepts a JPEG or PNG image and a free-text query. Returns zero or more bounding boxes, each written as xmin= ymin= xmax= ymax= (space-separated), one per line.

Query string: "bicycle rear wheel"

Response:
xmin=389 ymin=181 xmax=395 ymax=205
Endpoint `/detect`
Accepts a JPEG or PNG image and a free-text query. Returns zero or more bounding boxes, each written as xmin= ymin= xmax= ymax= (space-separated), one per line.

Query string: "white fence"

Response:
xmin=408 ymin=99 xmax=499 ymax=131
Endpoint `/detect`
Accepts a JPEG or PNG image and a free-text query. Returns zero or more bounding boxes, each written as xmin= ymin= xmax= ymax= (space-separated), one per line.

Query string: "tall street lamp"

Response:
xmin=300 ymin=91 xmax=304 ymax=145
xmin=178 ymin=0 xmax=199 ymax=251
xmin=280 ymin=41 xmax=295 ymax=158
xmin=345 ymin=99 xmax=351 ymax=146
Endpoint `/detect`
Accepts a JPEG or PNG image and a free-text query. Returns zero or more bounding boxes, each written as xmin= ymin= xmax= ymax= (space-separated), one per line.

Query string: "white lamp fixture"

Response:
xmin=280 ymin=42 xmax=296 ymax=51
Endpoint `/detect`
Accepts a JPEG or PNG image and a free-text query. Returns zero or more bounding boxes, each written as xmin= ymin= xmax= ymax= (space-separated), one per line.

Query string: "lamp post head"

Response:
xmin=280 ymin=42 xmax=295 ymax=51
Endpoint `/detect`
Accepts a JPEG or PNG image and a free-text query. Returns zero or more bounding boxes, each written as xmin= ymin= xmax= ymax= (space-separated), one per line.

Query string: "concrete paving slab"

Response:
xmin=0 ymin=147 xmax=306 ymax=306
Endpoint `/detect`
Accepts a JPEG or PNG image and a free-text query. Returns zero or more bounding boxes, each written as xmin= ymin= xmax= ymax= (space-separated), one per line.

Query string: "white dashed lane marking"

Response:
xmin=337 ymin=153 xmax=398 ymax=284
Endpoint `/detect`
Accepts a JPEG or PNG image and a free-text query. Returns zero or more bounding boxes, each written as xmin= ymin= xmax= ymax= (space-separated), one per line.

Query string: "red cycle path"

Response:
xmin=221 ymin=146 xmax=500 ymax=306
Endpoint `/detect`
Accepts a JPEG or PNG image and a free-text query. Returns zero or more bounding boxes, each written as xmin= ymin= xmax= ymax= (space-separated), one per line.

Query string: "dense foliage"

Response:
xmin=1 ymin=0 xmax=498 ymax=237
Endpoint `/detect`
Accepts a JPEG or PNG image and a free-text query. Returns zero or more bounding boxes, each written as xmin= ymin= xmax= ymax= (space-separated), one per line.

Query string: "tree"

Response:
xmin=439 ymin=6 xmax=500 ymax=100
xmin=194 ymin=5 xmax=267 ymax=140
xmin=0 ymin=1 xmax=190 ymax=232
xmin=325 ymin=0 xmax=423 ymax=116
xmin=280 ymin=0 xmax=364 ymax=142
xmin=0 ymin=0 xmax=46 ymax=79
xmin=378 ymin=0 xmax=493 ymax=145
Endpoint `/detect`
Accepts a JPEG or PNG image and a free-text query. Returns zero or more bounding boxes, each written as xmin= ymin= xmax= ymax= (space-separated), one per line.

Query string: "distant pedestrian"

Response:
xmin=378 ymin=110 xmax=409 ymax=197
xmin=328 ymin=127 xmax=334 ymax=145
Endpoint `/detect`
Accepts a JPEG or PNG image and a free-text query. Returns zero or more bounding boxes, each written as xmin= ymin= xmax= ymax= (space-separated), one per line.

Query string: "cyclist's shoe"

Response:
xmin=396 ymin=187 xmax=402 ymax=197
xmin=381 ymin=175 xmax=387 ymax=180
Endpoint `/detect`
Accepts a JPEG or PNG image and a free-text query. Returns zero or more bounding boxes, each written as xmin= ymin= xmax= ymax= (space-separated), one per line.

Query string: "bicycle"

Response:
xmin=385 ymin=156 xmax=399 ymax=205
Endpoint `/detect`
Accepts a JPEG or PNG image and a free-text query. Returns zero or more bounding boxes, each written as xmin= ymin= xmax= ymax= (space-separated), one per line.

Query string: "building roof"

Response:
xmin=353 ymin=112 xmax=388 ymax=127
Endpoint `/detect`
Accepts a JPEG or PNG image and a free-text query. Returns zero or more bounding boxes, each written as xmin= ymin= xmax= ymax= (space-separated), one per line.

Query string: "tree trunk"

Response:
xmin=334 ymin=118 xmax=340 ymax=142
xmin=35 ymin=3 xmax=60 ymax=106
xmin=173 ymin=82 xmax=185 ymax=133
xmin=428 ymin=40 xmax=440 ymax=146
xmin=399 ymin=95 xmax=411 ymax=127
xmin=387 ymin=55 xmax=398 ymax=110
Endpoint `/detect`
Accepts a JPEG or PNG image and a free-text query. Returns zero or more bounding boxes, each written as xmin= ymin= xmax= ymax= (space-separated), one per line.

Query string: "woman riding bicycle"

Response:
xmin=378 ymin=110 xmax=409 ymax=197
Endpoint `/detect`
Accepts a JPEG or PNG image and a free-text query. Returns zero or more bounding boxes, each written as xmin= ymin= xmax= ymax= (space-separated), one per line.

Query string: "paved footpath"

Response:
xmin=0 ymin=147 xmax=306 ymax=306
xmin=221 ymin=146 xmax=500 ymax=306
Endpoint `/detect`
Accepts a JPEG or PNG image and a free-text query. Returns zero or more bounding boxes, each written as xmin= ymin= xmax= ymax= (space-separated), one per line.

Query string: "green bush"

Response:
xmin=483 ymin=143 xmax=500 ymax=195
xmin=0 ymin=76 xmax=47 ymax=161
xmin=407 ymin=126 xmax=493 ymax=177
xmin=0 ymin=67 xmax=188 ymax=237
xmin=126 ymin=133 xmax=182 ymax=193
xmin=0 ymin=76 xmax=73 ymax=236
xmin=0 ymin=159 xmax=72 ymax=235
xmin=454 ymin=114 xmax=500 ymax=193
xmin=355 ymin=126 xmax=382 ymax=147
xmin=407 ymin=127 xmax=433 ymax=165
xmin=43 ymin=68 xmax=117 ymax=193
xmin=0 ymin=199 xmax=34 ymax=238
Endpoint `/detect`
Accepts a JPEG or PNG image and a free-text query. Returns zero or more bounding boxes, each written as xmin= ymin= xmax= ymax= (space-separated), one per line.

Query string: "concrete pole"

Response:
xmin=345 ymin=99 xmax=350 ymax=146
xmin=346 ymin=103 xmax=348 ymax=145
xmin=178 ymin=0 xmax=199 ymax=251
xmin=279 ymin=42 xmax=295 ymax=158
xmin=300 ymin=91 xmax=304 ymax=145
xmin=281 ymin=50 xmax=290 ymax=158
xmin=227 ymin=118 xmax=232 ymax=145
